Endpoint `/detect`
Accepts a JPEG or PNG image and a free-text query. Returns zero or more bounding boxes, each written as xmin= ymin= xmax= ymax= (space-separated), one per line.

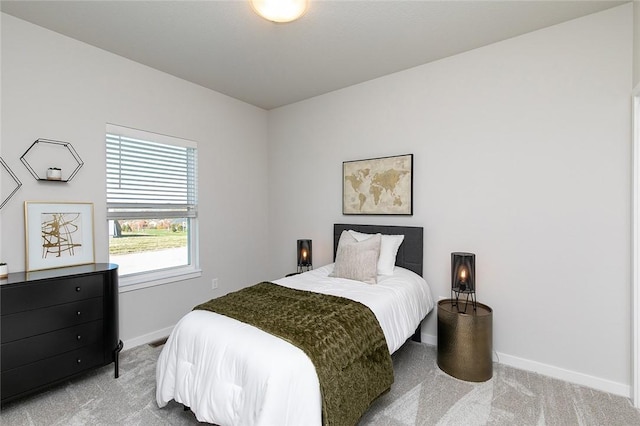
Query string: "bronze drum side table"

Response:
xmin=437 ymin=299 xmax=493 ymax=382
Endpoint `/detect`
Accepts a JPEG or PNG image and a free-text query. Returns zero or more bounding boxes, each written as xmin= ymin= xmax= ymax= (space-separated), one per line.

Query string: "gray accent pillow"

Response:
xmin=329 ymin=231 xmax=381 ymax=284
xmin=348 ymin=230 xmax=404 ymax=276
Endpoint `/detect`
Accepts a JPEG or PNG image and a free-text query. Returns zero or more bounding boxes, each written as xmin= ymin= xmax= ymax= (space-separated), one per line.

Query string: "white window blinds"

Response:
xmin=106 ymin=125 xmax=197 ymax=220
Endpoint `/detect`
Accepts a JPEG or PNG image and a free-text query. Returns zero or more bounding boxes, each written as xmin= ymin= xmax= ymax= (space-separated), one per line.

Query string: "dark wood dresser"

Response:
xmin=1 ymin=263 xmax=122 ymax=406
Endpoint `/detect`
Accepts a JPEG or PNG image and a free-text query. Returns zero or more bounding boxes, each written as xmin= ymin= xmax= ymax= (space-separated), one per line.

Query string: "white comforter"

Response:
xmin=156 ymin=264 xmax=434 ymax=426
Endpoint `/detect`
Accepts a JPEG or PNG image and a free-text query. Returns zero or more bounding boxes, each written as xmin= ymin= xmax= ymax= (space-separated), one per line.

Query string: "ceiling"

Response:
xmin=0 ymin=0 xmax=628 ymax=110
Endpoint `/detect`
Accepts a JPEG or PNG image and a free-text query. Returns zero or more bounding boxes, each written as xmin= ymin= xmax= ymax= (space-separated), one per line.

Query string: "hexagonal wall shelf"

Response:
xmin=20 ymin=138 xmax=84 ymax=182
xmin=1 ymin=157 xmax=22 ymax=209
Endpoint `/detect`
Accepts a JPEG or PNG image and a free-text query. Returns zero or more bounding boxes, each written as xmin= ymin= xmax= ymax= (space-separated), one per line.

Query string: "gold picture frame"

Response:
xmin=24 ymin=201 xmax=95 ymax=271
xmin=342 ymin=154 xmax=413 ymax=215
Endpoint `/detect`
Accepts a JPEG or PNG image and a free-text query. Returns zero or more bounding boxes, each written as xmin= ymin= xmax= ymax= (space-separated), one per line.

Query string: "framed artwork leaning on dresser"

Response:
xmin=24 ymin=201 xmax=95 ymax=271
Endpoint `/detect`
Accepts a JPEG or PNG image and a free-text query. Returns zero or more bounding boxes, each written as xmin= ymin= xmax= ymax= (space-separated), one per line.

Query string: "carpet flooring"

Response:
xmin=2 ymin=341 xmax=640 ymax=425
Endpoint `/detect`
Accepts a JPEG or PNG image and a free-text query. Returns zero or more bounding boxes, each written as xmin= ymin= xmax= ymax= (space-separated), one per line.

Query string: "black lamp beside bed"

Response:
xmin=297 ymin=239 xmax=312 ymax=273
xmin=451 ymin=252 xmax=476 ymax=312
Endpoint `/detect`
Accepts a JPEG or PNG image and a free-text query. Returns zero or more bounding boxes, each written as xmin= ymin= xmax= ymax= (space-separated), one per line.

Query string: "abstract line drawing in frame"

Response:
xmin=343 ymin=154 xmax=413 ymax=215
xmin=24 ymin=201 xmax=95 ymax=271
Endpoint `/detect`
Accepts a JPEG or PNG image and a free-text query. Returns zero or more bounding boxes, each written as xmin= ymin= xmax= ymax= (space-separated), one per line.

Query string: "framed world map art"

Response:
xmin=343 ymin=154 xmax=413 ymax=215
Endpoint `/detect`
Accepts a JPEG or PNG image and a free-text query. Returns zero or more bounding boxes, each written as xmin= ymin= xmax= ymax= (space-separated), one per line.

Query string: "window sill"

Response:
xmin=118 ymin=267 xmax=202 ymax=293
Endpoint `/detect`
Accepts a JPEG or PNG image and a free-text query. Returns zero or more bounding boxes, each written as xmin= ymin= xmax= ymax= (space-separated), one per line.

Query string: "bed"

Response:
xmin=156 ymin=224 xmax=434 ymax=425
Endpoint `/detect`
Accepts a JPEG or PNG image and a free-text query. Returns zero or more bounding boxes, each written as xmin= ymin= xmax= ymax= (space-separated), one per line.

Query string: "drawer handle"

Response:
xmin=77 ymin=335 xmax=82 ymax=340
xmin=77 ymin=358 xmax=82 ymax=364
xmin=76 ymin=286 xmax=81 ymax=292
xmin=76 ymin=311 xmax=81 ymax=316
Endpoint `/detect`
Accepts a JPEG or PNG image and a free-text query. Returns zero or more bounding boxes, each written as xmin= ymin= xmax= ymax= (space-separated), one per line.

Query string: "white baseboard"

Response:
xmin=421 ymin=332 xmax=629 ymax=398
xmin=122 ymin=325 xmax=174 ymax=350
xmin=421 ymin=332 xmax=437 ymax=346
xmin=497 ymin=352 xmax=631 ymax=398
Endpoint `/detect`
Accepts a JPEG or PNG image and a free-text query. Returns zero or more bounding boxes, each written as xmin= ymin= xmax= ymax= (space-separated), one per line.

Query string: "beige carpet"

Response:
xmin=2 ymin=341 xmax=639 ymax=425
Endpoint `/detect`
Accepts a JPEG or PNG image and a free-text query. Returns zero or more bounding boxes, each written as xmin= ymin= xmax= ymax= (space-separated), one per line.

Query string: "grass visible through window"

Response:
xmin=109 ymin=229 xmax=187 ymax=255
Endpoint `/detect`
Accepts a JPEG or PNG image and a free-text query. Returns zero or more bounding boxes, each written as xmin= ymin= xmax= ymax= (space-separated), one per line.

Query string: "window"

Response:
xmin=106 ymin=124 xmax=199 ymax=290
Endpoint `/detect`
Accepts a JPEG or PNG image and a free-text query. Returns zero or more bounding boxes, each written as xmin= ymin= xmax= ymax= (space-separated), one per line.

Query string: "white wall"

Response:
xmin=268 ymin=4 xmax=634 ymax=396
xmin=624 ymin=0 xmax=639 ymax=404
xmin=634 ymin=1 xmax=639 ymax=88
xmin=0 ymin=13 xmax=270 ymax=346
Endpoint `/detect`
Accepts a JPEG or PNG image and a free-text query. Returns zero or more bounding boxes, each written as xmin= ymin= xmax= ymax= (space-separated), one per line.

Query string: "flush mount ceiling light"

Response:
xmin=250 ymin=0 xmax=308 ymax=23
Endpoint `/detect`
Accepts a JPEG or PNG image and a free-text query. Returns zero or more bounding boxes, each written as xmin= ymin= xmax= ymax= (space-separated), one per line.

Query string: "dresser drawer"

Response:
xmin=1 ymin=343 xmax=103 ymax=401
xmin=1 ymin=274 xmax=104 ymax=315
xmin=1 ymin=320 xmax=103 ymax=371
xmin=1 ymin=298 xmax=103 ymax=343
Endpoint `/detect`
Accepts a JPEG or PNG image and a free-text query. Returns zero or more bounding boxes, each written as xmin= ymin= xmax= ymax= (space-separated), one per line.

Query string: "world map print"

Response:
xmin=343 ymin=154 xmax=412 ymax=215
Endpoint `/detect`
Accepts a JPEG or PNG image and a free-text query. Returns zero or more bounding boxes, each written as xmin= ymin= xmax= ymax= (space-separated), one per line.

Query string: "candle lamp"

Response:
xmin=297 ymin=239 xmax=312 ymax=273
xmin=451 ymin=252 xmax=476 ymax=312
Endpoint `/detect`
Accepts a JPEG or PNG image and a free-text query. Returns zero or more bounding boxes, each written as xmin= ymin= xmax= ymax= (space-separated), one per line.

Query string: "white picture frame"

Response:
xmin=24 ymin=201 xmax=95 ymax=271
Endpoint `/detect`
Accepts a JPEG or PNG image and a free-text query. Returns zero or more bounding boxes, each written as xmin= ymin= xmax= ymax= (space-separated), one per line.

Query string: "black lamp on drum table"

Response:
xmin=438 ymin=251 xmax=493 ymax=382
xmin=451 ymin=252 xmax=476 ymax=312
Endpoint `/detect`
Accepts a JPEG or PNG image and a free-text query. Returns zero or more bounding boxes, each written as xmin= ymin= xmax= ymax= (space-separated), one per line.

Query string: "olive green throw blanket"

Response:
xmin=194 ymin=282 xmax=394 ymax=426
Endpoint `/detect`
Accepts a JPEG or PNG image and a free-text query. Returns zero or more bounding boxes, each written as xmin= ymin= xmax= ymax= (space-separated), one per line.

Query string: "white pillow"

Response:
xmin=329 ymin=231 xmax=381 ymax=284
xmin=348 ymin=230 xmax=404 ymax=276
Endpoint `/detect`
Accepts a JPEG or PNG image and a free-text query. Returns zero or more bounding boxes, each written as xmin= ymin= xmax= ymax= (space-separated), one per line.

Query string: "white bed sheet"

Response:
xmin=156 ymin=265 xmax=434 ymax=426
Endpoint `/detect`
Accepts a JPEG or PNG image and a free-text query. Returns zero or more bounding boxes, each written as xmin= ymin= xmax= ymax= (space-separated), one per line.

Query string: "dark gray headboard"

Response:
xmin=333 ymin=224 xmax=424 ymax=276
